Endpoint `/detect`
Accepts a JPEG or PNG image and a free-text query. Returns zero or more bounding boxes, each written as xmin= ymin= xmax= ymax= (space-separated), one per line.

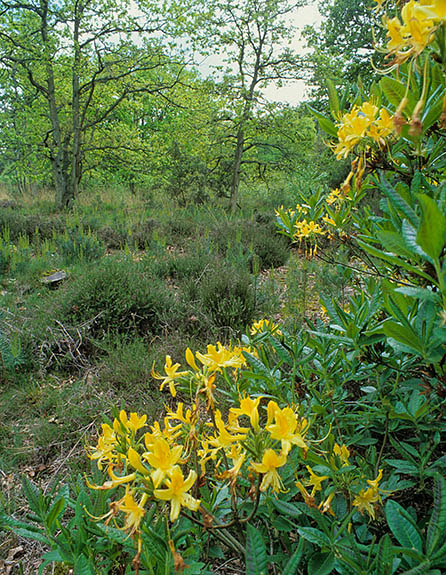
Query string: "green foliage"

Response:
xmin=57 ymin=227 xmax=105 ymax=264
xmin=0 ymin=324 xmax=29 ymax=377
xmin=54 ymin=257 xmax=175 ymax=339
xmin=192 ymin=264 xmax=256 ymax=333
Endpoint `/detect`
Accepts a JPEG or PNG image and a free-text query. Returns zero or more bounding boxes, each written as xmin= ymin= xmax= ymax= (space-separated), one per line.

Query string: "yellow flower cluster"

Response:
xmin=87 ymin=409 xmax=200 ymax=527
xmin=86 ymin=395 xmax=312 ymax=537
xmin=352 ymin=469 xmax=385 ymax=520
xmin=87 ymin=335 xmax=389 ymax=566
xmin=334 ymin=102 xmax=393 ymax=159
xmin=384 ymin=0 xmax=446 ymax=64
xmin=293 ymin=220 xmax=326 ymax=242
xmin=152 ymin=343 xmax=249 ymax=401
xmin=250 ymin=318 xmax=282 ymax=335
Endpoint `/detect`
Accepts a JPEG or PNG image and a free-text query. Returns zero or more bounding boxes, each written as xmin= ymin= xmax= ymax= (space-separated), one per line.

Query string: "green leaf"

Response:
xmin=326 ymin=79 xmax=340 ymax=118
xmin=243 ymin=353 xmax=273 ymax=380
xmin=271 ymin=498 xmax=302 ymax=519
xmin=382 ymin=321 xmax=423 ymax=354
xmin=308 ymin=551 xmax=335 ymax=575
xmin=397 ymin=560 xmax=432 ymax=575
xmin=46 ymin=496 xmax=66 ymax=530
xmin=385 ymin=500 xmax=423 ymax=552
xmin=297 ymin=527 xmax=331 ymax=548
xmin=74 ymin=554 xmax=94 ymax=575
xmin=417 ymin=194 xmax=446 ymax=260
xmin=402 ymin=220 xmax=430 ymax=261
xmin=357 ymin=239 xmax=433 ymax=282
xmin=12 ymin=527 xmax=51 ymax=544
xmin=380 ymin=177 xmax=418 ymax=227
xmin=376 ymin=230 xmax=416 ymax=259
xmin=21 ymin=475 xmax=43 ymax=516
xmin=394 ymin=286 xmax=440 ymax=303
xmin=376 ymin=534 xmax=394 ymax=575
xmin=306 ymin=105 xmax=338 ymax=137
xmin=246 ymin=524 xmax=268 ymax=575
xmin=422 ymin=85 xmax=444 ymax=130
xmin=380 ymin=77 xmax=415 ymax=112
xmin=38 ymin=551 xmax=65 ymax=575
xmin=426 ymin=473 xmax=446 ymax=556
xmin=385 ymin=460 xmax=419 ymax=475
xmin=0 ymin=513 xmax=43 ymax=533
xmin=282 ymin=539 xmax=304 ymax=575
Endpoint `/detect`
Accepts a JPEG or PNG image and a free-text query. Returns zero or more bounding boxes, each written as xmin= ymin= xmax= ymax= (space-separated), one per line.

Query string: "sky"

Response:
xmin=262 ymin=3 xmax=321 ymax=105
xmin=196 ymin=2 xmax=322 ymax=106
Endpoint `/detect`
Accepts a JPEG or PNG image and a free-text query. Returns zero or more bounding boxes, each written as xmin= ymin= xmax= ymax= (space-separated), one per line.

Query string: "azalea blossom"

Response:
xmin=250 ymin=449 xmax=287 ymax=492
xmin=152 ymin=355 xmax=189 ymax=397
xmin=143 ymin=437 xmax=184 ymax=487
xmin=266 ymin=401 xmax=309 ymax=455
xmin=154 ymin=466 xmax=200 ymax=521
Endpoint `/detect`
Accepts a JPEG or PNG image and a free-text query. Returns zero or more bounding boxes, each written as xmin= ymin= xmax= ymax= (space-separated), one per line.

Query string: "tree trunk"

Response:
xmin=41 ymin=0 xmax=74 ymax=209
xmin=230 ymin=127 xmax=244 ymax=211
xmin=71 ymin=3 xmax=81 ymax=203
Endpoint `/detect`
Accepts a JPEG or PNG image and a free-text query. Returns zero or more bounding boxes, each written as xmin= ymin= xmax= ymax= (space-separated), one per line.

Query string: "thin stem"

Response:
xmin=375 ymin=411 xmax=389 ymax=476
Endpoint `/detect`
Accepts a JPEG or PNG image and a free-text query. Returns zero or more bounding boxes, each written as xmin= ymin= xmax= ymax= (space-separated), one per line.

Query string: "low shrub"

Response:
xmin=193 ymin=264 xmax=256 ymax=333
xmin=210 ymin=219 xmax=289 ymax=270
xmin=0 ymin=209 xmax=64 ymax=241
xmin=54 ymin=257 xmax=175 ymax=339
xmin=56 ymin=227 xmax=105 ymax=264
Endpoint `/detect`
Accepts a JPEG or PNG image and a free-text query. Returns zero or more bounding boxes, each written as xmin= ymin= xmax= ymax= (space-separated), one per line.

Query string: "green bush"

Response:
xmin=145 ymin=246 xmax=218 ymax=283
xmin=0 ymin=209 xmax=64 ymax=241
xmin=210 ymin=219 xmax=289 ymax=270
xmin=57 ymin=227 xmax=105 ymax=264
xmin=194 ymin=264 xmax=256 ymax=333
xmin=54 ymin=257 xmax=174 ymax=339
xmin=0 ymin=249 xmax=8 ymax=275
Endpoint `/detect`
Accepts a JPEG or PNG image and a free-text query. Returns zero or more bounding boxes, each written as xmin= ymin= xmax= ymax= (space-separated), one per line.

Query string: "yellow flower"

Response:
xmin=333 ymin=443 xmax=350 ymax=466
xmin=127 ymin=447 xmax=150 ymax=476
xmin=230 ymin=395 xmax=262 ymax=432
xmin=326 ymin=188 xmax=342 ymax=205
xmin=152 ymin=356 xmax=189 ymax=397
xmin=185 ymin=347 xmax=199 ymax=370
xmin=154 ymin=466 xmax=200 ymax=522
xmin=118 ymin=489 xmax=148 ymax=535
xmin=322 ymin=213 xmax=336 ymax=227
xmin=352 ymin=487 xmax=380 ymax=520
xmin=87 ymin=468 xmax=137 ymax=490
xmin=385 ymin=1 xmax=436 ymax=62
xmin=143 ymin=437 xmax=183 ymax=487
xmin=319 ymin=491 xmax=336 ymax=516
xmin=196 ymin=342 xmax=245 ymax=372
xmin=114 ymin=411 xmax=147 ymax=436
xmin=294 ymin=220 xmax=326 ymax=241
xmin=86 ymin=423 xmax=118 ymax=469
xmin=208 ymin=409 xmax=248 ymax=452
xmin=360 ymin=101 xmax=379 ymax=121
xmin=305 ymin=466 xmax=328 ymax=496
xmin=144 ymin=419 xmax=182 ymax=451
xmin=250 ymin=319 xmax=282 ymax=335
xmin=219 ymin=445 xmax=246 ymax=491
xmin=418 ymin=0 xmax=446 ymax=22
xmin=385 ymin=16 xmax=406 ymax=53
xmin=250 ymin=449 xmax=287 ymax=492
xmin=166 ymin=402 xmax=195 ymax=425
xmin=265 ymin=401 xmax=309 ymax=455
xmin=367 ymin=469 xmax=383 ymax=491
xmin=296 ymin=480 xmax=316 ymax=507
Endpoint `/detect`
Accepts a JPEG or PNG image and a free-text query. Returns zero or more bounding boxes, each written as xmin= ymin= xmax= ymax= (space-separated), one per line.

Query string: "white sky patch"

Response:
xmin=262 ymin=2 xmax=321 ymax=105
xmin=195 ymin=2 xmax=322 ymax=106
